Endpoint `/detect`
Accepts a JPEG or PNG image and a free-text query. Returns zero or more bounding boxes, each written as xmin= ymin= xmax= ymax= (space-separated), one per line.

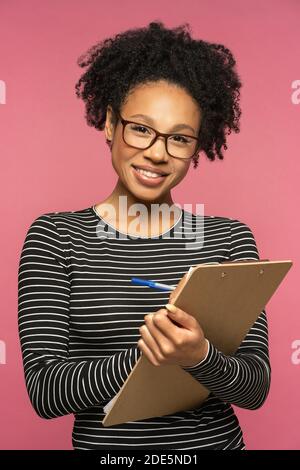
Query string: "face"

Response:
xmin=104 ymin=80 xmax=201 ymax=205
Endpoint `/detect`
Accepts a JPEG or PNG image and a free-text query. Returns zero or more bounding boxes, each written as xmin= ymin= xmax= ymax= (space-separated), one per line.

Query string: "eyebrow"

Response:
xmin=129 ymin=114 xmax=196 ymax=134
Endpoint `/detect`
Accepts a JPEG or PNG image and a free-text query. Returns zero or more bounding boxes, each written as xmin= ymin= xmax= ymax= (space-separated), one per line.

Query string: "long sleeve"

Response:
xmin=182 ymin=219 xmax=271 ymax=410
xmin=18 ymin=214 xmax=141 ymax=419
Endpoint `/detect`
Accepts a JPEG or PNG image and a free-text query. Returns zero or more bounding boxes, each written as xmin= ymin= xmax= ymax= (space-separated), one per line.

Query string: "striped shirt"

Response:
xmin=17 ymin=205 xmax=271 ymax=450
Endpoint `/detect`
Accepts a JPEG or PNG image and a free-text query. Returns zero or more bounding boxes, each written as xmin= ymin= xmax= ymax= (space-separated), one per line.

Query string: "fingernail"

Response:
xmin=165 ymin=303 xmax=176 ymax=313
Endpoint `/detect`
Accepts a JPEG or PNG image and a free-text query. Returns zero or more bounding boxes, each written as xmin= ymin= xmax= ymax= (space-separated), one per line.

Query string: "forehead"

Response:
xmin=122 ymin=80 xmax=201 ymax=125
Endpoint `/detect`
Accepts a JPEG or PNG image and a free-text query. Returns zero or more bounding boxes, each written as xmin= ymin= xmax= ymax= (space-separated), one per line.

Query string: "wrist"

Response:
xmin=181 ymin=339 xmax=209 ymax=368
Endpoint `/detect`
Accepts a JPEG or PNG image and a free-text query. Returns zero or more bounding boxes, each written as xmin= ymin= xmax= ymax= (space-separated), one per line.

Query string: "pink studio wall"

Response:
xmin=0 ymin=0 xmax=299 ymax=450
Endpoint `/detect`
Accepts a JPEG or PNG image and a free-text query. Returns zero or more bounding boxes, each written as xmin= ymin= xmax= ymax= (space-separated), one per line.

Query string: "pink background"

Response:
xmin=0 ymin=0 xmax=299 ymax=450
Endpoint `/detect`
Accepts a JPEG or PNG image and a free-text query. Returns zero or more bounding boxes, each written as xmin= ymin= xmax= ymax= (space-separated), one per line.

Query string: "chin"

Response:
xmin=131 ymin=186 xmax=164 ymax=202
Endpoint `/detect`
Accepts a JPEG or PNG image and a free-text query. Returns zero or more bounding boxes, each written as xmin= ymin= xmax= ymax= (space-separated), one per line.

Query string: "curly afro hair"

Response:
xmin=75 ymin=21 xmax=242 ymax=168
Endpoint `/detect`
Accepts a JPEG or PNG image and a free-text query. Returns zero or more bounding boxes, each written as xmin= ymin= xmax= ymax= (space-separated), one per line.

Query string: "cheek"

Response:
xmin=170 ymin=163 xmax=191 ymax=185
xmin=110 ymin=144 xmax=134 ymax=176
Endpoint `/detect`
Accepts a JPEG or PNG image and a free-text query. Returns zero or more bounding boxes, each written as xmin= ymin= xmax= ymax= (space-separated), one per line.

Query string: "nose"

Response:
xmin=143 ymin=135 xmax=169 ymax=162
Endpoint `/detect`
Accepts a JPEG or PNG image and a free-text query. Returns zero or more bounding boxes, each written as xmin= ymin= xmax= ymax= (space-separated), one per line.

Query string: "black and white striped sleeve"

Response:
xmin=182 ymin=219 xmax=271 ymax=410
xmin=18 ymin=215 xmax=141 ymax=419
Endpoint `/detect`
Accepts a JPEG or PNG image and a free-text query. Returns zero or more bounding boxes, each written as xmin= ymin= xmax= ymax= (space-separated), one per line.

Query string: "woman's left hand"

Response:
xmin=137 ymin=303 xmax=208 ymax=368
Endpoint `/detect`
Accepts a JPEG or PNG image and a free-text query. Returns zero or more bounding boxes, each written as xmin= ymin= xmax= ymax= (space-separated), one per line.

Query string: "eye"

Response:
xmin=130 ymin=124 xmax=151 ymax=134
xmin=170 ymin=135 xmax=190 ymax=144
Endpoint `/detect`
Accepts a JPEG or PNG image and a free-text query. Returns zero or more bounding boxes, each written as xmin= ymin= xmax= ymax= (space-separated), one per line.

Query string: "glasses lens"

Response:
xmin=167 ymin=135 xmax=198 ymax=159
xmin=124 ymin=122 xmax=197 ymax=158
xmin=124 ymin=123 xmax=155 ymax=147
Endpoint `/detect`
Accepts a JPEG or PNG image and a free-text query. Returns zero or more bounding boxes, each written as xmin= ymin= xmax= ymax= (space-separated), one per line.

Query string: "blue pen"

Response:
xmin=131 ymin=277 xmax=176 ymax=291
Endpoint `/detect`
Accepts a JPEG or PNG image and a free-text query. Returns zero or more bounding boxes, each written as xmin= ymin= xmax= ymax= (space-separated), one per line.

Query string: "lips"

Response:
xmin=132 ymin=165 xmax=169 ymax=176
xmin=131 ymin=165 xmax=169 ymax=187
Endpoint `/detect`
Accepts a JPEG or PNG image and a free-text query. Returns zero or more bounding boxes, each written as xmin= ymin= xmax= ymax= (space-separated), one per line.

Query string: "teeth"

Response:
xmin=135 ymin=167 xmax=164 ymax=178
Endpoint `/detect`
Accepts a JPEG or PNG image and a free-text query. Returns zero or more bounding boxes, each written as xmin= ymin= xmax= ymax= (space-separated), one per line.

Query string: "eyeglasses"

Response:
xmin=114 ymin=110 xmax=201 ymax=160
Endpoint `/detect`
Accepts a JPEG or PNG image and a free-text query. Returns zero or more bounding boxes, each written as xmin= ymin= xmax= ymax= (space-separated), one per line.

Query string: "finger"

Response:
xmin=140 ymin=322 xmax=166 ymax=361
xmin=137 ymin=338 xmax=160 ymax=366
xmin=144 ymin=313 xmax=177 ymax=346
xmin=165 ymin=303 xmax=195 ymax=330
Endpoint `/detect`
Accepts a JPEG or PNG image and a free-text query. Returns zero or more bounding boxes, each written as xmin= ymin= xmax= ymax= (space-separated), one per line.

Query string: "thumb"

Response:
xmin=165 ymin=303 xmax=192 ymax=329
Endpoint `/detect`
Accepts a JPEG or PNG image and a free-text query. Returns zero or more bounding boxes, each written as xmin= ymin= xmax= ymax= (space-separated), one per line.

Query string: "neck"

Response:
xmin=95 ymin=178 xmax=180 ymax=237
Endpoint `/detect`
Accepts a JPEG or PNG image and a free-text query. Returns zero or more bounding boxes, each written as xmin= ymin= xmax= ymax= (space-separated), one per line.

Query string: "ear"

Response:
xmin=104 ymin=106 xmax=115 ymax=142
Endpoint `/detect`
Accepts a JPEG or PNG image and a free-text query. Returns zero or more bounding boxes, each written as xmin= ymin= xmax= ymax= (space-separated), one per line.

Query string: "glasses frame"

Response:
xmin=114 ymin=110 xmax=201 ymax=160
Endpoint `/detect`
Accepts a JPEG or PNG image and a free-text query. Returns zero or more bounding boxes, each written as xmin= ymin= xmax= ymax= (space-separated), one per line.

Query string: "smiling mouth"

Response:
xmin=132 ymin=165 xmax=169 ymax=178
xmin=131 ymin=165 xmax=169 ymax=188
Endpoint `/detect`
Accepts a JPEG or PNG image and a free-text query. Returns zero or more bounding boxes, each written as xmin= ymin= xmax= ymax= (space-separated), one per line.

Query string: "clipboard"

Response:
xmin=102 ymin=259 xmax=293 ymax=427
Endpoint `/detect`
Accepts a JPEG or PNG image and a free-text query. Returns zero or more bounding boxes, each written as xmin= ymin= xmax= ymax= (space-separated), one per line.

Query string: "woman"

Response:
xmin=18 ymin=21 xmax=271 ymax=450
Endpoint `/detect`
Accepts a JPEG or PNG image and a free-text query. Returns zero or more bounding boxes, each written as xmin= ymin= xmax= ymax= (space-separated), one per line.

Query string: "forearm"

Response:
xmin=182 ymin=341 xmax=271 ymax=409
xmin=24 ymin=346 xmax=141 ymax=419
